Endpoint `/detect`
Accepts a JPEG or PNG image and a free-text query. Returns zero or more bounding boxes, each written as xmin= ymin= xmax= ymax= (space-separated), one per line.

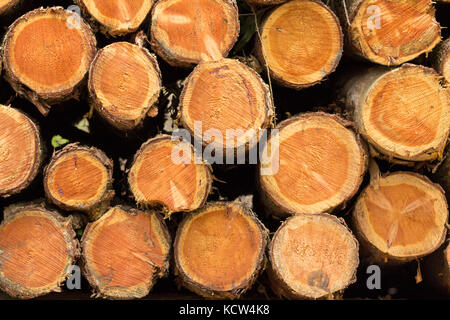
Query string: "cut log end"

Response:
xmin=174 ymin=202 xmax=268 ymax=299
xmin=0 ymin=105 xmax=41 ymax=197
xmin=257 ymin=0 xmax=343 ymax=89
xmin=344 ymin=0 xmax=441 ymax=65
xmin=44 ymin=144 xmax=114 ymax=215
xmin=81 ymin=206 xmax=171 ymax=299
xmin=0 ymin=205 xmax=79 ymax=299
xmin=269 ymin=213 xmax=359 ymax=299
xmin=259 ymin=112 xmax=367 ymax=216
xmin=180 ymin=58 xmax=274 ymax=152
xmin=129 ymin=135 xmax=212 ymax=214
xmin=353 ymin=172 xmax=448 ymax=263
xmin=75 ymin=0 xmax=154 ymax=36
xmin=89 ymin=41 xmax=162 ymax=131
xmin=353 ymin=64 xmax=449 ymax=162
xmin=150 ymin=0 xmax=239 ymax=67
xmin=2 ymin=7 xmax=97 ymax=115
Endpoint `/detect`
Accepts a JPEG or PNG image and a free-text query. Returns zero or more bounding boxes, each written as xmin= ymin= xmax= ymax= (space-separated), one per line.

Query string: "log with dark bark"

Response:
xmin=0 ymin=104 xmax=42 ymax=197
xmin=259 ymin=112 xmax=367 ymax=217
xmin=246 ymin=0 xmax=287 ymax=6
xmin=432 ymin=37 xmax=450 ymax=83
xmin=81 ymin=206 xmax=171 ymax=299
xmin=353 ymin=171 xmax=448 ymax=265
xmin=88 ymin=41 xmax=162 ymax=131
xmin=174 ymin=202 xmax=269 ymax=299
xmin=423 ymin=242 xmax=450 ymax=296
xmin=0 ymin=204 xmax=79 ymax=299
xmin=268 ymin=213 xmax=359 ymax=299
xmin=339 ymin=64 xmax=449 ymax=163
xmin=129 ymin=135 xmax=212 ymax=216
xmin=179 ymin=58 xmax=274 ymax=155
xmin=74 ymin=0 xmax=155 ymax=36
xmin=332 ymin=0 xmax=441 ymax=66
xmin=255 ymin=0 xmax=343 ymax=89
xmin=150 ymin=0 xmax=239 ymax=67
xmin=43 ymin=144 xmax=114 ymax=221
xmin=1 ymin=7 xmax=97 ymax=115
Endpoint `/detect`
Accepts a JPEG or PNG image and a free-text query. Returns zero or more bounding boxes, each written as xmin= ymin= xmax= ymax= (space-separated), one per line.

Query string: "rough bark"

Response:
xmin=268 ymin=213 xmax=359 ymax=299
xmin=0 ymin=104 xmax=42 ymax=197
xmin=150 ymin=0 xmax=239 ymax=67
xmin=434 ymin=150 xmax=450 ymax=203
xmin=338 ymin=63 xmax=449 ymax=163
xmin=0 ymin=203 xmax=79 ymax=299
xmin=259 ymin=112 xmax=367 ymax=217
xmin=1 ymin=7 xmax=97 ymax=115
xmin=43 ymin=143 xmax=114 ymax=221
xmin=255 ymin=0 xmax=343 ymax=89
xmin=174 ymin=201 xmax=269 ymax=299
xmin=88 ymin=41 xmax=162 ymax=131
xmin=246 ymin=0 xmax=287 ymax=6
xmin=431 ymin=37 xmax=450 ymax=83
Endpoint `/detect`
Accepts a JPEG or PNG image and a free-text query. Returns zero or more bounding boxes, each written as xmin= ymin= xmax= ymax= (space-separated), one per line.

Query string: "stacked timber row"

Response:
xmin=1 ymin=7 xmax=97 ymax=115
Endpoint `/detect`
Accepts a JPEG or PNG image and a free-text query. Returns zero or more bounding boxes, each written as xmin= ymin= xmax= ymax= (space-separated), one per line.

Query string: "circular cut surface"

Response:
xmin=0 ymin=105 xmax=40 ymax=196
xmin=80 ymin=0 xmax=153 ymax=34
xmin=0 ymin=210 xmax=70 ymax=292
xmin=355 ymin=0 xmax=441 ymax=65
xmin=90 ymin=42 xmax=161 ymax=128
xmin=4 ymin=8 xmax=96 ymax=95
xmin=180 ymin=59 xmax=271 ymax=149
xmin=260 ymin=114 xmax=365 ymax=214
xmin=82 ymin=207 xmax=170 ymax=298
xmin=45 ymin=150 xmax=109 ymax=209
xmin=363 ymin=66 xmax=449 ymax=160
xmin=354 ymin=173 xmax=448 ymax=258
xmin=260 ymin=0 xmax=342 ymax=86
xmin=176 ymin=204 xmax=265 ymax=292
xmin=151 ymin=0 xmax=239 ymax=64
xmin=129 ymin=136 xmax=210 ymax=212
xmin=271 ymin=214 xmax=358 ymax=299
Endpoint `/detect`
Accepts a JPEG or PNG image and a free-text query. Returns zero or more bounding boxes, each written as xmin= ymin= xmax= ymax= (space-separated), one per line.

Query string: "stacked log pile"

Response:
xmin=0 ymin=0 xmax=449 ymax=300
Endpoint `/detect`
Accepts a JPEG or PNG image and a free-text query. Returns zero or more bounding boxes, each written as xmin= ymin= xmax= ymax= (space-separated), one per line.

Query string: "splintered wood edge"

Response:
xmin=43 ymin=143 xmax=114 ymax=213
xmin=88 ymin=42 xmax=162 ymax=131
xmin=256 ymin=0 xmax=343 ymax=89
xmin=358 ymin=64 xmax=449 ymax=162
xmin=0 ymin=0 xmax=21 ymax=15
xmin=353 ymin=172 xmax=448 ymax=261
xmin=347 ymin=0 xmax=441 ymax=65
xmin=150 ymin=0 xmax=239 ymax=67
xmin=179 ymin=58 xmax=274 ymax=151
xmin=174 ymin=202 xmax=269 ymax=299
xmin=128 ymin=135 xmax=212 ymax=214
xmin=0 ymin=204 xmax=79 ymax=299
xmin=0 ymin=104 xmax=42 ymax=197
xmin=81 ymin=206 xmax=171 ymax=299
xmin=1 ymin=7 xmax=97 ymax=115
xmin=259 ymin=112 xmax=367 ymax=216
xmin=74 ymin=0 xmax=154 ymax=36
xmin=268 ymin=213 xmax=359 ymax=299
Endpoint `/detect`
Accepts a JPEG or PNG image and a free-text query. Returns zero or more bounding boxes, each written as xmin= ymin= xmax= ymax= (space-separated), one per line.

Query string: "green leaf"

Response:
xmin=75 ymin=118 xmax=90 ymax=134
xmin=51 ymin=135 xmax=70 ymax=148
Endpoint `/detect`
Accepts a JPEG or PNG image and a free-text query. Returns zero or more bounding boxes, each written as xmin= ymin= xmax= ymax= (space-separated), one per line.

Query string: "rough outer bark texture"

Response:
xmin=1 ymin=7 xmax=97 ymax=115
xmin=255 ymin=0 xmax=343 ymax=89
xmin=332 ymin=0 xmax=441 ymax=66
xmin=423 ymin=242 xmax=450 ymax=296
xmin=74 ymin=0 xmax=155 ymax=37
xmin=435 ymin=150 xmax=450 ymax=203
xmin=174 ymin=201 xmax=269 ymax=299
xmin=246 ymin=0 xmax=287 ymax=5
xmin=128 ymin=135 xmax=212 ymax=216
xmin=179 ymin=58 xmax=274 ymax=155
xmin=43 ymin=143 xmax=114 ymax=221
xmin=0 ymin=104 xmax=42 ymax=198
xmin=81 ymin=206 xmax=171 ymax=299
xmin=339 ymin=63 xmax=449 ymax=163
xmin=0 ymin=203 xmax=79 ymax=299
xmin=432 ymin=37 xmax=450 ymax=83
xmin=150 ymin=0 xmax=240 ymax=67
xmin=258 ymin=112 xmax=367 ymax=217
xmin=88 ymin=41 xmax=162 ymax=131
xmin=353 ymin=171 xmax=448 ymax=265
xmin=268 ymin=213 xmax=359 ymax=299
